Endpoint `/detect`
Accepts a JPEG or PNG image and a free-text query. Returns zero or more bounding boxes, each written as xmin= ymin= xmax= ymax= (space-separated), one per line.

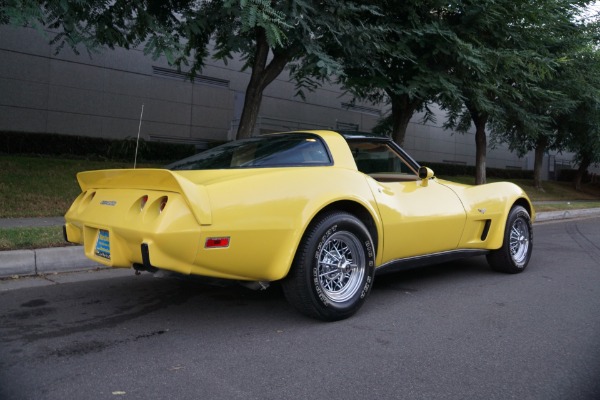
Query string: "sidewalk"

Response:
xmin=0 ymin=216 xmax=65 ymax=228
xmin=2 ymin=207 xmax=600 ymax=279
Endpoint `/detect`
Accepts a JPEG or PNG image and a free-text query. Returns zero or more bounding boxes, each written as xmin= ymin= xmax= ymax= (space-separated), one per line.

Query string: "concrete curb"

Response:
xmin=534 ymin=208 xmax=600 ymax=222
xmin=1 ymin=209 xmax=600 ymax=279
xmin=0 ymin=246 xmax=104 ymax=279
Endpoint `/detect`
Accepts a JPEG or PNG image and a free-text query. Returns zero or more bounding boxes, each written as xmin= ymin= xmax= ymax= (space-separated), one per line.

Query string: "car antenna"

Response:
xmin=134 ymin=103 xmax=144 ymax=169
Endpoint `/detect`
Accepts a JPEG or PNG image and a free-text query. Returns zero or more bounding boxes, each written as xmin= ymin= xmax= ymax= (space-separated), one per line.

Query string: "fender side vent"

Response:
xmin=481 ymin=220 xmax=492 ymax=241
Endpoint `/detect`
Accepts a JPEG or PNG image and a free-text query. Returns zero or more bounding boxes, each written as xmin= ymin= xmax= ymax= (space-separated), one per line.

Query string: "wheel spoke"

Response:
xmin=511 ymin=226 xmax=520 ymax=237
xmin=319 ymin=261 xmax=339 ymax=269
xmin=323 ymin=249 xmax=341 ymax=262
xmin=319 ymin=270 xmax=337 ymax=278
xmin=316 ymin=231 xmax=366 ymax=303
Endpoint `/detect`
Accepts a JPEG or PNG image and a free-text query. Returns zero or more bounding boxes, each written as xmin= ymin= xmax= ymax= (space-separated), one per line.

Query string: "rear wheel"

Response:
xmin=487 ymin=205 xmax=533 ymax=273
xmin=282 ymin=211 xmax=375 ymax=321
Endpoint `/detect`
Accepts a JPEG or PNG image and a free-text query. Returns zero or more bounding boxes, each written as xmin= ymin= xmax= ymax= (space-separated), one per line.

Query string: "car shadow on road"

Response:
xmin=0 ymin=255 xmax=499 ymax=350
xmin=373 ymin=255 xmax=494 ymax=292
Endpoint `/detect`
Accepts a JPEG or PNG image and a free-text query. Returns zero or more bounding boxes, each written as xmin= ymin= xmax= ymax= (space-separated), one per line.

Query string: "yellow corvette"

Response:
xmin=64 ymin=130 xmax=534 ymax=320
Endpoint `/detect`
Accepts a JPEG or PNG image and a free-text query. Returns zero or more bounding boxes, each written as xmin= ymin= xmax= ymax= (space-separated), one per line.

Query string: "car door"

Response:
xmin=369 ymin=178 xmax=466 ymax=263
xmin=348 ymin=140 xmax=466 ymax=264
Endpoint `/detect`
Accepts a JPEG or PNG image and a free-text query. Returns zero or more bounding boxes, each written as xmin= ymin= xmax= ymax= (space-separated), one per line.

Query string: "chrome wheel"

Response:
xmin=509 ymin=217 xmax=530 ymax=266
xmin=487 ymin=205 xmax=533 ymax=274
xmin=317 ymin=231 xmax=366 ymax=303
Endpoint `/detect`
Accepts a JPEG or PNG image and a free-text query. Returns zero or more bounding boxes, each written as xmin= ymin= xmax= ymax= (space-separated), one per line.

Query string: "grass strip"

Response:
xmin=0 ymin=226 xmax=71 ymax=251
xmin=438 ymin=176 xmax=600 ymax=202
xmin=533 ymin=202 xmax=600 ymax=212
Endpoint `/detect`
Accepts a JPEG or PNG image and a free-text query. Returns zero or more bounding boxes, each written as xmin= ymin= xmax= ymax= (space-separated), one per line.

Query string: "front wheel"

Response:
xmin=487 ymin=205 xmax=533 ymax=273
xmin=282 ymin=211 xmax=375 ymax=321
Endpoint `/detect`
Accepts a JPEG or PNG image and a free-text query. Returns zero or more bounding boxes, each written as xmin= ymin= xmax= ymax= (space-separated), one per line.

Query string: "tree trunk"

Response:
xmin=574 ymin=157 xmax=590 ymax=191
xmin=472 ymin=113 xmax=488 ymax=185
xmin=237 ymin=76 xmax=265 ymax=139
xmin=533 ymin=136 xmax=548 ymax=190
xmin=389 ymin=92 xmax=421 ymax=147
xmin=236 ymin=29 xmax=300 ymax=139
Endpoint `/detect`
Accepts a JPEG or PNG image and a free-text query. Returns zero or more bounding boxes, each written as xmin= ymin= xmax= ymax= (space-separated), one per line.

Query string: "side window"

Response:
xmin=348 ymin=142 xmax=417 ymax=180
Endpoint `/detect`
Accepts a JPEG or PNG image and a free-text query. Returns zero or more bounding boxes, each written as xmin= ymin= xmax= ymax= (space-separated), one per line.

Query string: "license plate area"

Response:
xmin=95 ymin=229 xmax=111 ymax=260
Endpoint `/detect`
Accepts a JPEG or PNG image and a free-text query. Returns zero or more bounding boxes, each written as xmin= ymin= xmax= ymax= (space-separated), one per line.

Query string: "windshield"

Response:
xmin=168 ymin=133 xmax=332 ymax=170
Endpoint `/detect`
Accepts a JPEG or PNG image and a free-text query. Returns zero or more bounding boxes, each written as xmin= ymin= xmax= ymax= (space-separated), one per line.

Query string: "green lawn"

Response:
xmin=0 ymin=155 xmax=157 ymax=218
xmin=0 ymin=226 xmax=70 ymax=251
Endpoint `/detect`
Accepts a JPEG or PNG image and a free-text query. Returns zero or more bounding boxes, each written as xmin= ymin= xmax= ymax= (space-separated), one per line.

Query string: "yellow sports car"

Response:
xmin=64 ymin=130 xmax=534 ymax=321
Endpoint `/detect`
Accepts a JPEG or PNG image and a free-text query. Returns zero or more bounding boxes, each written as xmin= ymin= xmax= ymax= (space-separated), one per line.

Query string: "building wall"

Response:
xmin=404 ymin=104 xmax=536 ymax=171
xmin=2 ymin=25 xmax=594 ymax=178
xmin=0 ymin=25 xmax=381 ymax=146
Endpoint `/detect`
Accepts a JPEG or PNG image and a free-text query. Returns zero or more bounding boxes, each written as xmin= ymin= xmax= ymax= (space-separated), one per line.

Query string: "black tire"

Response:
xmin=282 ymin=211 xmax=376 ymax=321
xmin=487 ymin=205 xmax=533 ymax=273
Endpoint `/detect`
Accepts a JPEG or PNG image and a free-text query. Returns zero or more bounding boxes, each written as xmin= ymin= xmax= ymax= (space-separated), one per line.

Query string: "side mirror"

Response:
xmin=418 ymin=166 xmax=434 ymax=186
xmin=418 ymin=166 xmax=434 ymax=180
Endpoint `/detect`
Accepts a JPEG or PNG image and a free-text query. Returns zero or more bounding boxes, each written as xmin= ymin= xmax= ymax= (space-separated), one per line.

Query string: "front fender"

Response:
xmin=440 ymin=180 xmax=534 ymax=250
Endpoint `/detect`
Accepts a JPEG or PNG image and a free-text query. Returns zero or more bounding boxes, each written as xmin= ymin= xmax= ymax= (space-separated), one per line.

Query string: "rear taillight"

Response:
xmin=159 ymin=197 xmax=168 ymax=213
xmin=75 ymin=190 xmax=96 ymax=212
xmin=140 ymin=195 xmax=149 ymax=211
xmin=81 ymin=191 xmax=96 ymax=207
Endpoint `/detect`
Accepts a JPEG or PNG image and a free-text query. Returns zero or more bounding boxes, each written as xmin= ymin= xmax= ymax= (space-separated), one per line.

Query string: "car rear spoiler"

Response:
xmin=76 ymin=169 xmax=212 ymax=225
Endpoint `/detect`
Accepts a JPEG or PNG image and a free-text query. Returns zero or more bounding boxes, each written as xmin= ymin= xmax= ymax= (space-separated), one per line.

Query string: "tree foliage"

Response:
xmin=2 ymin=0 xmax=381 ymax=139
xmin=486 ymin=7 xmax=600 ymax=189
xmin=334 ymin=0 xmax=480 ymax=146
xmin=558 ymin=47 xmax=600 ymax=190
xmin=2 ymin=0 xmax=600 ymax=186
xmin=441 ymin=0 xmax=592 ymax=184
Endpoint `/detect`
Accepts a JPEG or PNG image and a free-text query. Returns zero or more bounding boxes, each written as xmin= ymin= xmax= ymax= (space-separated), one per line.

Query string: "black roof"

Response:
xmin=337 ymin=131 xmax=391 ymax=141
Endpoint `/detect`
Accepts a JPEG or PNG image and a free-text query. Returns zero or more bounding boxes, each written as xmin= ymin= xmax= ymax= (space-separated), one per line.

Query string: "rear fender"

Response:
xmin=199 ymin=169 xmax=382 ymax=281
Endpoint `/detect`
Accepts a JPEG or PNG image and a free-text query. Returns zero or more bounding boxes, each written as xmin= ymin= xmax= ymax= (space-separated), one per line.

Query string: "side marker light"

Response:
xmin=205 ymin=237 xmax=230 ymax=248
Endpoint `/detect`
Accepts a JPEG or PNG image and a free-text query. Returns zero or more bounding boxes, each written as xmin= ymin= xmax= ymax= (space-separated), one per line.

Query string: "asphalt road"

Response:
xmin=1 ymin=217 xmax=599 ymax=400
